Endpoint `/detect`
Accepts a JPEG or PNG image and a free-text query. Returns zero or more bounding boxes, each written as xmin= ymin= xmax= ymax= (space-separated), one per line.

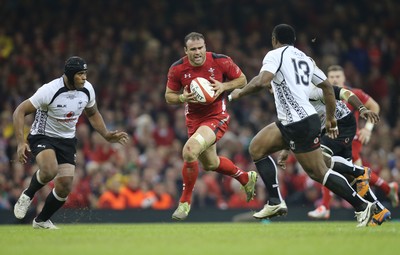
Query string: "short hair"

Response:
xmin=327 ymin=65 xmax=344 ymax=73
xmin=184 ymin=32 xmax=205 ymax=47
xmin=272 ymin=24 xmax=296 ymax=45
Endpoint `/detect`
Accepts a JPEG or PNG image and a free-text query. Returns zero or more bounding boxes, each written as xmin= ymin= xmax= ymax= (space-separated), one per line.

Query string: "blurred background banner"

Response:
xmin=1 ymin=0 xmax=399 ymax=222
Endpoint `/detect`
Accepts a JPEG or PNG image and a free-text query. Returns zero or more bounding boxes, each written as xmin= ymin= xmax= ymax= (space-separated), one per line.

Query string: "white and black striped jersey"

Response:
xmin=309 ymin=85 xmax=351 ymax=130
xmin=260 ymin=45 xmax=326 ymax=125
xmin=29 ymin=77 xmax=96 ymax=138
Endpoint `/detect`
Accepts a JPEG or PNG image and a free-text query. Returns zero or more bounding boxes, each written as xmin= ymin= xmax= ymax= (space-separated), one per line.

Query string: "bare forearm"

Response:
xmin=165 ymin=92 xmax=184 ymax=104
xmin=88 ymin=112 xmax=108 ymax=137
xmin=347 ymin=95 xmax=365 ymax=111
xmin=222 ymin=74 xmax=247 ymax=91
xmin=321 ymin=83 xmax=336 ymax=120
xmin=236 ymin=75 xmax=265 ymax=98
xmin=12 ymin=110 xmax=26 ymax=144
xmin=365 ymin=99 xmax=380 ymax=114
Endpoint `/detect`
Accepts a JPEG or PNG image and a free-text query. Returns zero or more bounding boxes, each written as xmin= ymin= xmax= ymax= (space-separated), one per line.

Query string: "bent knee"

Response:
xmin=55 ymin=178 xmax=74 ymax=197
xmin=38 ymin=168 xmax=58 ymax=183
xmin=182 ymin=149 xmax=198 ymax=162
xmin=306 ymin=170 xmax=325 ymax=183
xmin=249 ymin=141 xmax=266 ymax=160
xmin=202 ymin=162 xmax=219 ymax=171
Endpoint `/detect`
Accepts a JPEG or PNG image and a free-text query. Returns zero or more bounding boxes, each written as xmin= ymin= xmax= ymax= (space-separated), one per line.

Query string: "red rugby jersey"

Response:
xmin=167 ymin=52 xmax=242 ymax=121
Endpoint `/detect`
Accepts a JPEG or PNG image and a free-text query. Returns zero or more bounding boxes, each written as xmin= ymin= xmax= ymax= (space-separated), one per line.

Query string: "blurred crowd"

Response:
xmin=1 ymin=0 xmax=400 ymax=214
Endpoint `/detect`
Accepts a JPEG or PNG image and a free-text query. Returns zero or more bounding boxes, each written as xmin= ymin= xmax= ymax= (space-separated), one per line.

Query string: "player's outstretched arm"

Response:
xmin=84 ymin=103 xmax=129 ymax=145
xmin=342 ymin=89 xmax=380 ymax=124
xmin=229 ymin=71 xmax=273 ymax=101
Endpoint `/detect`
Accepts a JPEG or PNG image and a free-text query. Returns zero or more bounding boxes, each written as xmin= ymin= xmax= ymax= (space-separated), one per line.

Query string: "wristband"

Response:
xmin=358 ymin=105 xmax=367 ymax=113
xmin=179 ymin=94 xmax=185 ymax=103
xmin=365 ymin=122 xmax=374 ymax=131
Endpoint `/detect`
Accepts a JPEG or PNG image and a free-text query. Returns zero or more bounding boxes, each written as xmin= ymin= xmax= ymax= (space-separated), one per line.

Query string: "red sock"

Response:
xmin=370 ymin=171 xmax=390 ymax=195
xmin=214 ymin=157 xmax=249 ymax=185
xmin=321 ymin=186 xmax=332 ymax=209
xmin=179 ymin=161 xmax=199 ymax=204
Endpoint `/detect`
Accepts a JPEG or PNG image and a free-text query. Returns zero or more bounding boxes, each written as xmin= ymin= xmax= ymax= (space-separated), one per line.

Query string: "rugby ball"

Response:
xmin=190 ymin=77 xmax=215 ymax=104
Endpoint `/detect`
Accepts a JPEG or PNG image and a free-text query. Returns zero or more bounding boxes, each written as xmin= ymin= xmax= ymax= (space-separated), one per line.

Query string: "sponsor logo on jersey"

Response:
xmin=37 ymin=144 xmax=46 ymax=148
xmin=65 ymin=111 xmax=75 ymax=118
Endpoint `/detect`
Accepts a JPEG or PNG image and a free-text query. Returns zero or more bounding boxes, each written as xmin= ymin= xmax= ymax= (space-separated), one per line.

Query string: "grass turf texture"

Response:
xmin=1 ymin=222 xmax=398 ymax=255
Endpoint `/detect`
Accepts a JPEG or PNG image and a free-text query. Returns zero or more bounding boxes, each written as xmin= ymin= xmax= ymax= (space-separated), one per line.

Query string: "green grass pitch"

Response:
xmin=1 ymin=221 xmax=398 ymax=255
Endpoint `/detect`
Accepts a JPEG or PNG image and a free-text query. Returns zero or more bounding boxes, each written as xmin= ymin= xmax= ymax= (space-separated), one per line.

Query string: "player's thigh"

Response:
xmin=198 ymin=143 xmax=219 ymax=170
xmin=36 ymin=149 xmax=58 ymax=177
xmin=249 ymin=122 xmax=286 ymax=160
xmin=183 ymin=125 xmax=216 ymax=160
xmin=295 ymin=148 xmax=328 ymax=182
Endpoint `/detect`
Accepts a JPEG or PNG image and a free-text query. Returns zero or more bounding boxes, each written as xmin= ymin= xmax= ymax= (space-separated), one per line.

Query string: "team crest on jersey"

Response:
xmin=313 ymin=137 xmax=319 ymax=144
xmin=345 ymin=138 xmax=350 ymax=144
xmin=208 ymin=67 xmax=215 ymax=78
xmin=290 ymin=140 xmax=295 ymax=150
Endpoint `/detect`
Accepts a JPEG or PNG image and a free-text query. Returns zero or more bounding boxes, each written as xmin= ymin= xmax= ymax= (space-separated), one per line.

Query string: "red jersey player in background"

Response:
xmin=308 ymin=65 xmax=399 ymax=220
xmin=165 ymin=32 xmax=257 ymax=220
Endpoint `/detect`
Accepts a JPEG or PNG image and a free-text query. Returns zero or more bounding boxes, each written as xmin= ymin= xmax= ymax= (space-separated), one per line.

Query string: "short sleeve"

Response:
xmin=311 ymin=65 xmax=327 ymax=86
xmin=260 ymin=51 xmax=279 ymax=74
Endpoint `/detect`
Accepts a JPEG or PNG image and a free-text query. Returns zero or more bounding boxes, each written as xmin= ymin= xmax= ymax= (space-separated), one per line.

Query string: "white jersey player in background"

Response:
xmin=229 ymin=24 xmax=376 ymax=227
xmin=278 ymin=84 xmax=388 ymax=225
xmin=13 ymin=56 xmax=129 ymax=229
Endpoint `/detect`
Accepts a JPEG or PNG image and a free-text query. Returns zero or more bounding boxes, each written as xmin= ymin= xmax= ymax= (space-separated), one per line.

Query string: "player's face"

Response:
xmin=185 ymin=39 xmax=206 ymax=66
xmin=74 ymin=71 xmax=87 ymax=88
xmin=327 ymin=70 xmax=345 ymax=87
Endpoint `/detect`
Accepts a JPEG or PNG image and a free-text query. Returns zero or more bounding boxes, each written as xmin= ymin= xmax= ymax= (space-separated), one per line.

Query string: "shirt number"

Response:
xmin=291 ymin=59 xmax=310 ymax=86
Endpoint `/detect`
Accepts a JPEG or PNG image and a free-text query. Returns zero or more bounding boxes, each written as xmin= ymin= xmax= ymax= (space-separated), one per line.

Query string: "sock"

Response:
xmin=331 ymin=156 xmax=364 ymax=177
xmin=213 ymin=157 xmax=249 ymax=185
xmin=254 ymin=156 xmax=282 ymax=205
xmin=364 ymin=188 xmax=385 ymax=212
xmin=321 ymin=186 xmax=332 ymax=209
xmin=179 ymin=161 xmax=199 ymax=204
xmin=36 ymin=189 xmax=67 ymax=222
xmin=323 ymin=169 xmax=366 ymax=212
xmin=24 ymin=170 xmax=46 ymax=199
xmin=369 ymin=172 xmax=390 ymax=195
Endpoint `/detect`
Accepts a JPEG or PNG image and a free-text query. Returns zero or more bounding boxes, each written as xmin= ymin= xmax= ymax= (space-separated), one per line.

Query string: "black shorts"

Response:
xmin=321 ymin=113 xmax=356 ymax=160
xmin=28 ymin=134 xmax=77 ymax=165
xmin=276 ymin=114 xmax=321 ymax=153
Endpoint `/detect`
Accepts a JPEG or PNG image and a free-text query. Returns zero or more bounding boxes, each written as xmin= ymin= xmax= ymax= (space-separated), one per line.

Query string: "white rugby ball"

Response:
xmin=190 ymin=77 xmax=215 ymax=104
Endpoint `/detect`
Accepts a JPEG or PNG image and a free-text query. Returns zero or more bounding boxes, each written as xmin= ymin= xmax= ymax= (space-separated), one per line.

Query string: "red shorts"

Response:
xmin=186 ymin=115 xmax=230 ymax=142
